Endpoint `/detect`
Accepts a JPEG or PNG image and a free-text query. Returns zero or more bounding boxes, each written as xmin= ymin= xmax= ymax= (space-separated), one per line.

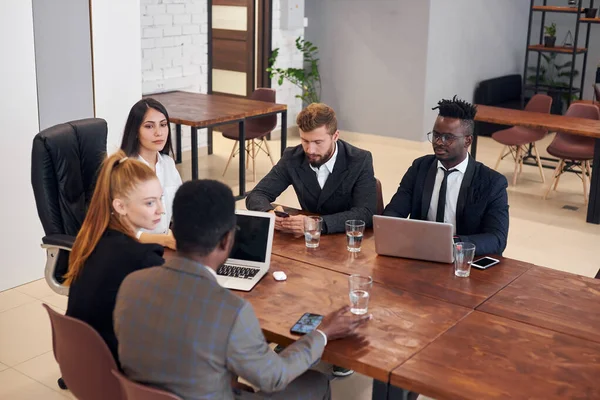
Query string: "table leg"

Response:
xmin=191 ymin=127 xmax=198 ymax=180
xmin=175 ymin=124 xmax=182 ymax=164
xmin=281 ymin=110 xmax=287 ymax=156
xmin=471 ymin=128 xmax=479 ymax=160
xmin=208 ymin=127 xmax=213 ymax=155
xmin=238 ymin=120 xmax=246 ymax=197
xmin=586 ymin=138 xmax=600 ymax=224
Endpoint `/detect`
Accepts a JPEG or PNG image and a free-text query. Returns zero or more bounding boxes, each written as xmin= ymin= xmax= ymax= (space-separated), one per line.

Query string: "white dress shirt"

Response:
xmin=136 ymin=153 xmax=182 ymax=236
xmin=308 ymin=142 xmax=338 ymax=189
xmin=427 ymin=155 xmax=470 ymax=234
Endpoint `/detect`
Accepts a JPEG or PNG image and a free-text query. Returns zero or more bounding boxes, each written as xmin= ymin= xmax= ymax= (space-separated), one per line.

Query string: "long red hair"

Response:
xmin=64 ymin=150 xmax=157 ymax=285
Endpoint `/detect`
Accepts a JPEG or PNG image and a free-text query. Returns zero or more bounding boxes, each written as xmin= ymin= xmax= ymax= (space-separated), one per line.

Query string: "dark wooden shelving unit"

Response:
xmin=523 ymin=0 xmax=593 ymax=110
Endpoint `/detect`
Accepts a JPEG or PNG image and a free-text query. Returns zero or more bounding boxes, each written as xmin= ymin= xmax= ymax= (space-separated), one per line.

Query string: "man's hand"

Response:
xmin=280 ymin=215 xmax=306 ymax=237
xmin=163 ymin=230 xmax=177 ymax=250
xmin=318 ymin=306 xmax=372 ymax=341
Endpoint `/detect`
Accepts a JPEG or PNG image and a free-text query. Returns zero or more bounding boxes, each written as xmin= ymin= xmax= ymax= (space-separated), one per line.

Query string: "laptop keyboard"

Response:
xmin=217 ymin=264 xmax=260 ymax=280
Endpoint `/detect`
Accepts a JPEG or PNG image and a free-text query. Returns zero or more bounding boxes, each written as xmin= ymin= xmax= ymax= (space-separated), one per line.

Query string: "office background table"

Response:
xmin=473 ymin=104 xmax=600 ymax=224
xmin=144 ymin=91 xmax=288 ymax=198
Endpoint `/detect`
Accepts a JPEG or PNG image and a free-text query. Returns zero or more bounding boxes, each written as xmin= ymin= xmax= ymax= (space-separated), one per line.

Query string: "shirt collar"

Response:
xmin=437 ymin=154 xmax=469 ymax=174
xmin=137 ymin=152 xmax=162 ymax=167
xmin=309 ymin=142 xmax=338 ymax=174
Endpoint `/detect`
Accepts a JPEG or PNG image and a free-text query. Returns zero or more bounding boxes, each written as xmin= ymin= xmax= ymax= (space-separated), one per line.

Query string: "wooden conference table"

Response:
xmin=473 ymin=104 xmax=600 ymax=224
xmin=233 ymin=229 xmax=600 ymax=399
xmin=144 ymin=91 xmax=288 ymax=198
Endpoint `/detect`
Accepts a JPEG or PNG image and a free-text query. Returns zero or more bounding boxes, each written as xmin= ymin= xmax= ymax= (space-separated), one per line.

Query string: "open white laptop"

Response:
xmin=373 ymin=215 xmax=454 ymax=263
xmin=216 ymin=209 xmax=275 ymax=291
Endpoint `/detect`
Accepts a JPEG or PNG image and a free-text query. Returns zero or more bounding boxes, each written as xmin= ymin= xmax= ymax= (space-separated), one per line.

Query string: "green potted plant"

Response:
xmin=527 ymin=53 xmax=579 ymax=113
xmin=266 ymin=37 xmax=321 ymax=104
xmin=544 ymin=23 xmax=557 ymax=47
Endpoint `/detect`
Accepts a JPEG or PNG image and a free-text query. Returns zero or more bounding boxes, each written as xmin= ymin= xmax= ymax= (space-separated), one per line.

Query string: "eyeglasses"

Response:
xmin=427 ymin=131 xmax=470 ymax=144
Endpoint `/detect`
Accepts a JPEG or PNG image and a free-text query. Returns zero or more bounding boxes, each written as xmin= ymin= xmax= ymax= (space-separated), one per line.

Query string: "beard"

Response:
xmin=307 ymin=143 xmax=336 ymax=168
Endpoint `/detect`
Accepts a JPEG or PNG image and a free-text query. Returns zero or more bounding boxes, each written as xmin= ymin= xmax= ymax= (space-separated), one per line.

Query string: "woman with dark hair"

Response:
xmin=121 ymin=98 xmax=182 ymax=249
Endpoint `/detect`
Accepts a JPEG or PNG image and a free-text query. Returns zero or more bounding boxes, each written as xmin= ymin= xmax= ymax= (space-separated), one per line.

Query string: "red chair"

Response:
xmin=112 ymin=370 xmax=182 ymax=400
xmin=544 ymin=103 xmax=600 ymax=204
xmin=491 ymin=94 xmax=553 ymax=186
xmin=220 ymin=88 xmax=277 ymax=181
xmin=42 ymin=304 xmax=123 ymax=400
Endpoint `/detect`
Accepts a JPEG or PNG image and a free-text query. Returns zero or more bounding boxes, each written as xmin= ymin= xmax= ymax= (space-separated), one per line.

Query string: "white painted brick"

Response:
xmin=192 ymin=14 xmax=205 ymax=24
xmin=174 ymin=14 xmax=191 ymax=24
xmin=156 ymin=37 xmax=175 ymax=48
xmin=141 ymin=0 xmax=160 ymax=4
xmin=153 ymin=58 xmax=172 ymax=69
xmin=163 ymin=26 xmax=183 ymax=36
xmin=164 ymin=67 xmax=183 ymax=79
xmin=186 ymin=3 xmax=204 ymax=14
xmin=146 ymin=4 xmax=166 ymax=15
xmin=143 ymin=28 xmax=162 ymax=38
xmin=141 ymin=38 xmax=155 ymax=49
xmin=183 ymin=64 xmax=201 ymax=77
xmin=163 ymin=75 xmax=195 ymax=91
xmin=164 ymin=46 xmax=183 ymax=59
xmin=183 ymin=24 xmax=200 ymax=35
xmin=183 ymin=44 xmax=200 ymax=58
xmin=154 ymin=14 xmax=173 ymax=26
xmin=192 ymin=34 xmax=203 ymax=45
xmin=143 ymin=80 xmax=165 ymax=95
xmin=173 ymin=35 xmax=192 ymax=46
xmin=142 ymin=59 xmax=153 ymax=71
xmin=172 ymin=57 xmax=191 ymax=67
xmin=143 ymin=69 xmax=163 ymax=81
xmin=141 ymin=16 xmax=154 ymax=26
xmin=143 ymin=48 xmax=163 ymax=60
xmin=200 ymin=23 xmax=208 ymax=34
xmin=167 ymin=4 xmax=185 ymax=14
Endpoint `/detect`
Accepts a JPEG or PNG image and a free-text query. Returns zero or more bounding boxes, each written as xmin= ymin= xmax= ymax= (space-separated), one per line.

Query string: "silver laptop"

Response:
xmin=373 ymin=215 xmax=454 ymax=263
xmin=216 ymin=210 xmax=275 ymax=291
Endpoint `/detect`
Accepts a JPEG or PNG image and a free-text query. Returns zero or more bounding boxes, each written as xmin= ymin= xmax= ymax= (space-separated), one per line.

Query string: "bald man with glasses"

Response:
xmin=383 ymin=96 xmax=509 ymax=256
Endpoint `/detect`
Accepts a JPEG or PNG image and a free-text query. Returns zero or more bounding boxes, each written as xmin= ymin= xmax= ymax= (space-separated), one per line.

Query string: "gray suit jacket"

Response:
xmin=114 ymin=256 xmax=326 ymax=400
xmin=245 ymin=140 xmax=377 ymax=233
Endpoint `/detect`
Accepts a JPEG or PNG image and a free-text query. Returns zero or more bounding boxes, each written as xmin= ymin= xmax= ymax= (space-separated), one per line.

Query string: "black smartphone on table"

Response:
xmin=471 ymin=256 xmax=500 ymax=270
xmin=290 ymin=313 xmax=324 ymax=335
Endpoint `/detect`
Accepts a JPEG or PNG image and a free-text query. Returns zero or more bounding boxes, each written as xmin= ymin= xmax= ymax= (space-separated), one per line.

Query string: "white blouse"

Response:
xmin=136 ymin=153 xmax=182 ymax=236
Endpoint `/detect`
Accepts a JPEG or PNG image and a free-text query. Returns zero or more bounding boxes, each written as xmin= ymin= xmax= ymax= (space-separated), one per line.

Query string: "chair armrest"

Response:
xmin=42 ymin=234 xmax=75 ymax=251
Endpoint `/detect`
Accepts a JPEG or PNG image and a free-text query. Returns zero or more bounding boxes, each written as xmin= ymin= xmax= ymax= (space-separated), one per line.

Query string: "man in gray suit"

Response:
xmin=246 ymin=103 xmax=377 ymax=236
xmin=114 ymin=180 xmax=371 ymax=400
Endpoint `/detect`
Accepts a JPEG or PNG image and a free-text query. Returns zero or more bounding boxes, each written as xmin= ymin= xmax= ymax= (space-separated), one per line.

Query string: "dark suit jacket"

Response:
xmin=383 ymin=155 xmax=509 ymax=256
xmin=66 ymin=229 xmax=164 ymax=363
xmin=246 ymin=140 xmax=377 ymax=234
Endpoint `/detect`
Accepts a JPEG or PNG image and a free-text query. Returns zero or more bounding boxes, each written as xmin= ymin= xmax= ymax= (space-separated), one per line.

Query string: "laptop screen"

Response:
xmin=229 ymin=213 xmax=271 ymax=263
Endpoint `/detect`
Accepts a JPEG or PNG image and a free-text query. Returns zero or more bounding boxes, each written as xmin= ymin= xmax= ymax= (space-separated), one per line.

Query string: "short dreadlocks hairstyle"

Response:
xmin=432 ymin=95 xmax=477 ymax=136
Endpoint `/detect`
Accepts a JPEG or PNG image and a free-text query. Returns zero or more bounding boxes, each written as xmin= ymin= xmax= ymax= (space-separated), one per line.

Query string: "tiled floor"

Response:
xmin=1 ymin=130 xmax=598 ymax=399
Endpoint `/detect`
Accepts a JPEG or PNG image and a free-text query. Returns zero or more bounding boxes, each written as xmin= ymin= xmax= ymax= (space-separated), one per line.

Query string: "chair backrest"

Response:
xmin=42 ymin=304 xmax=124 ymax=400
xmin=554 ymin=103 xmax=600 ymax=145
xmin=247 ymin=88 xmax=278 ymax=133
xmin=524 ymin=94 xmax=553 ymax=114
xmin=31 ymin=118 xmax=107 ymax=237
xmin=112 ymin=370 xmax=183 ymax=400
xmin=594 ymin=83 xmax=600 ymax=103
xmin=375 ymin=178 xmax=384 ymax=215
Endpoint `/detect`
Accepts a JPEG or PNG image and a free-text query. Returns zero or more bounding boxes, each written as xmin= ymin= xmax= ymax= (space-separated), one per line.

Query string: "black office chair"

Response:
xmin=31 ymin=118 xmax=107 ymax=295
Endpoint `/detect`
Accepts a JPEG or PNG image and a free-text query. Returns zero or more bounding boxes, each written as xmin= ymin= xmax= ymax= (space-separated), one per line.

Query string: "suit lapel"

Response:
xmin=456 ymin=156 xmax=475 ymax=233
xmin=420 ymin=160 xmax=438 ymax=218
xmin=296 ymin=160 xmax=322 ymax=200
xmin=317 ymin=142 xmax=348 ymax=209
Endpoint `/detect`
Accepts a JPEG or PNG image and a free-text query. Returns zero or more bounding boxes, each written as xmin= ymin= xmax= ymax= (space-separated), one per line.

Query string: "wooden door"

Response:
xmin=210 ymin=0 xmax=255 ymax=97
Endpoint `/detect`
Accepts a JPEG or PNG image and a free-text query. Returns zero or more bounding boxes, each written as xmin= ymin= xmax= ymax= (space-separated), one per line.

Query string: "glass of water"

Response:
xmin=304 ymin=216 xmax=323 ymax=248
xmin=454 ymin=242 xmax=476 ymax=278
xmin=348 ymin=274 xmax=372 ymax=315
xmin=345 ymin=220 xmax=365 ymax=252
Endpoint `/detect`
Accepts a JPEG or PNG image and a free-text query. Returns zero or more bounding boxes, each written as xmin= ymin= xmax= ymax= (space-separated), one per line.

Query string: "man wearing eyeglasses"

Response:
xmin=383 ymin=96 xmax=509 ymax=256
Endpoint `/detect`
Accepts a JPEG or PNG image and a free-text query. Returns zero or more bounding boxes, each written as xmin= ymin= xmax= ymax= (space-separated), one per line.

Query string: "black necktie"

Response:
xmin=436 ymin=168 xmax=457 ymax=223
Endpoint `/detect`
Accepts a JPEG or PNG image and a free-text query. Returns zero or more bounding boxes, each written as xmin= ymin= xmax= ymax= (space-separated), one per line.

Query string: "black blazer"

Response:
xmin=246 ymin=140 xmax=377 ymax=234
xmin=383 ymin=155 xmax=509 ymax=256
xmin=66 ymin=229 xmax=164 ymax=363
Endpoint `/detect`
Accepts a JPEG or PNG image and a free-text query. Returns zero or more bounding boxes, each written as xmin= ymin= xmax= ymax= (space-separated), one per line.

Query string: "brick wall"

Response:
xmin=140 ymin=0 xmax=304 ymax=151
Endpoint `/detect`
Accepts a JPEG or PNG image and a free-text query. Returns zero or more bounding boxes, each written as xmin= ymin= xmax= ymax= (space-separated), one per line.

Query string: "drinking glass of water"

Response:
xmin=348 ymin=274 xmax=372 ymax=315
xmin=454 ymin=242 xmax=476 ymax=278
xmin=304 ymin=216 xmax=323 ymax=248
xmin=345 ymin=220 xmax=365 ymax=252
